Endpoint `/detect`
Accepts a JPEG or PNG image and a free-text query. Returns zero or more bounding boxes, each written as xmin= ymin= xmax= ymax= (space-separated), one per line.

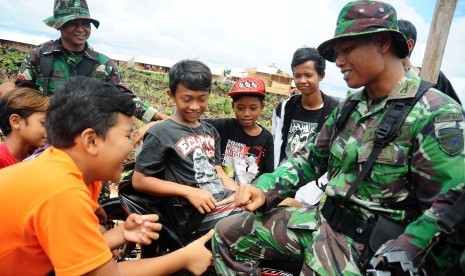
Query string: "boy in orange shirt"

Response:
xmin=0 ymin=76 xmax=214 ymax=275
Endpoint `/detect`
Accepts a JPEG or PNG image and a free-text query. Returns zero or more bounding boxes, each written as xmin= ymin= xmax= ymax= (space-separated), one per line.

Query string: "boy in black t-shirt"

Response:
xmin=204 ymin=76 xmax=274 ymax=185
xmin=132 ymin=60 xmax=240 ymax=233
xmin=273 ymin=47 xmax=340 ymax=207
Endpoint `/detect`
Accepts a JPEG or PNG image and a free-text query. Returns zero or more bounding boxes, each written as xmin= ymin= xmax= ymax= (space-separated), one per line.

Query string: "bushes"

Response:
xmin=0 ymin=48 xmax=286 ymax=130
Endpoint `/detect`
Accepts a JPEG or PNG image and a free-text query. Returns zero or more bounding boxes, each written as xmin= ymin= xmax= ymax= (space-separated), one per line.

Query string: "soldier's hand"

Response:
xmin=217 ymin=184 xmax=265 ymax=212
xmin=132 ymin=121 xmax=157 ymax=145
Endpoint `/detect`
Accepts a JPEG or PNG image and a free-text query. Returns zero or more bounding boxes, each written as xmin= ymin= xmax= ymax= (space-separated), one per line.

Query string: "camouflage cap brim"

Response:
xmin=317 ymin=29 xmax=408 ymax=62
xmin=43 ymin=14 xmax=100 ymax=30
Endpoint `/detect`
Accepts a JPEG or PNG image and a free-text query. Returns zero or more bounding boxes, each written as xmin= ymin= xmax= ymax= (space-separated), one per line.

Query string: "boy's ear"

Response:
xmin=407 ymin=39 xmax=415 ymax=53
xmin=9 ymin=114 xmax=22 ymax=130
xmin=167 ymin=89 xmax=175 ymax=100
xmin=319 ymin=71 xmax=326 ymax=81
xmin=79 ymin=128 xmax=99 ymax=155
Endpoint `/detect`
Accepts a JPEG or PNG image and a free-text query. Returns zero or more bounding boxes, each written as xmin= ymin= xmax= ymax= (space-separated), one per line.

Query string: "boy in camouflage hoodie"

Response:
xmin=212 ymin=1 xmax=465 ymax=275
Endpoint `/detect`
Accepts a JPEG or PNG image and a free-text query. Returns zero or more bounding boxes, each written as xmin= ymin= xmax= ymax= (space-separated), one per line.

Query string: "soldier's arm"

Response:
xmin=106 ymin=62 xmax=168 ymax=123
xmin=254 ymin=106 xmax=338 ymax=211
xmin=15 ymin=50 xmax=39 ymax=89
xmin=376 ymin=95 xmax=465 ymax=260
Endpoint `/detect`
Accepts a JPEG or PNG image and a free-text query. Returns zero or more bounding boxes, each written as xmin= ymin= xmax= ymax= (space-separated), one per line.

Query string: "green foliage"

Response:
xmin=0 ymin=48 xmax=26 ymax=82
xmin=0 ymin=48 xmax=287 ymax=130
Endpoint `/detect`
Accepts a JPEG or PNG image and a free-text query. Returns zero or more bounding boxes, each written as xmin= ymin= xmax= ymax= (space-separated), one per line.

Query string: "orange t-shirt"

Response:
xmin=0 ymin=147 xmax=112 ymax=275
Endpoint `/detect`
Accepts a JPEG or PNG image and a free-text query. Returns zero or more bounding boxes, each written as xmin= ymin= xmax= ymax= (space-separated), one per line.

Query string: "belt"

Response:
xmin=321 ymin=197 xmax=373 ymax=244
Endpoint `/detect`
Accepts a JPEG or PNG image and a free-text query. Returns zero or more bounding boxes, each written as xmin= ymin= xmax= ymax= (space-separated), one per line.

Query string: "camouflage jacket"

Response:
xmin=254 ymin=69 xmax=465 ymax=246
xmin=15 ymin=39 xmax=157 ymax=123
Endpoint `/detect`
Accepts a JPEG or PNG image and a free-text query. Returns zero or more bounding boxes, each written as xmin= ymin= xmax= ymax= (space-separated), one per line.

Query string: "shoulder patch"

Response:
xmin=438 ymin=128 xmax=464 ymax=155
xmin=435 ymin=114 xmax=463 ymax=123
xmin=397 ymin=81 xmax=415 ymax=96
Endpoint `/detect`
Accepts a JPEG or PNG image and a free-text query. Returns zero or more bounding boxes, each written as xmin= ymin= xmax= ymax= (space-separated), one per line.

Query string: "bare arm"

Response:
xmin=132 ymin=171 xmax=217 ymax=214
xmin=85 ymin=230 xmax=214 ymax=276
xmin=215 ymin=165 xmax=237 ymax=191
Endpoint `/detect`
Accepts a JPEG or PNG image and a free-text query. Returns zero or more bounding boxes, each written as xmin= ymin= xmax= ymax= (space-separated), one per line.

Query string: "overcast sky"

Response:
xmin=1 ymin=0 xmax=464 ymax=103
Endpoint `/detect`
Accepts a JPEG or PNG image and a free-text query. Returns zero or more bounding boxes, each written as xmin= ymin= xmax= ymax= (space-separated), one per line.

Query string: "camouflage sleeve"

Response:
xmin=376 ymin=184 xmax=464 ymax=267
xmin=106 ymin=61 xmax=158 ymax=123
xmin=15 ymin=49 xmax=39 ymax=89
xmin=254 ymin=106 xmax=339 ymax=211
xmin=376 ymin=94 xmax=465 ymax=263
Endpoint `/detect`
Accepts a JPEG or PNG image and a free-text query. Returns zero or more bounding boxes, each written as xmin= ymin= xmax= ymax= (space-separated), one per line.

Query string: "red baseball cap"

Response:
xmin=227 ymin=76 xmax=266 ymax=97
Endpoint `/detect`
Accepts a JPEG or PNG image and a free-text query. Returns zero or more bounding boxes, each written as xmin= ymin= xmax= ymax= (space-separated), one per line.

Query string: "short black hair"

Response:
xmin=397 ymin=19 xmax=417 ymax=58
xmin=46 ymin=76 xmax=136 ymax=148
xmin=397 ymin=19 xmax=417 ymax=43
xmin=231 ymin=94 xmax=265 ymax=104
xmin=168 ymin=59 xmax=212 ymax=94
xmin=291 ymin=47 xmax=326 ymax=75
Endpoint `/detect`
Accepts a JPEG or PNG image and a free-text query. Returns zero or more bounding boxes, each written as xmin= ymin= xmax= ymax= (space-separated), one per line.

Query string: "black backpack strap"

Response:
xmin=437 ymin=191 xmax=465 ymax=235
xmin=334 ymin=93 xmax=360 ymax=132
xmin=279 ymin=95 xmax=302 ymax=162
xmin=344 ymin=80 xmax=433 ymax=206
xmin=39 ymin=42 xmax=96 ymax=94
xmin=39 ymin=41 xmax=54 ymax=94
xmin=77 ymin=56 xmax=96 ymax=77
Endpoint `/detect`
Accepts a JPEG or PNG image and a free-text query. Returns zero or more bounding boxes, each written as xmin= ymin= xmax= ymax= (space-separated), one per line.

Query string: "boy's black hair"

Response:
xmin=46 ymin=76 xmax=136 ymax=148
xmin=231 ymin=94 xmax=265 ymax=104
xmin=397 ymin=19 xmax=417 ymax=57
xmin=168 ymin=59 xmax=212 ymax=94
xmin=397 ymin=19 xmax=417 ymax=43
xmin=291 ymin=47 xmax=326 ymax=75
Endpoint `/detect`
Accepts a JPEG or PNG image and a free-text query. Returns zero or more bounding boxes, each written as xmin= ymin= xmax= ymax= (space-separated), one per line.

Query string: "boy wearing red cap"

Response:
xmin=203 ymin=76 xmax=274 ymax=185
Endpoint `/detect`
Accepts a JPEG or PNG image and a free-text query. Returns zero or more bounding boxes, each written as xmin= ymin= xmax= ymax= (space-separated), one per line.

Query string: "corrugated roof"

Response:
xmin=134 ymin=55 xmax=177 ymax=68
xmin=106 ymin=52 xmax=134 ymax=62
xmin=255 ymin=65 xmax=279 ymax=75
xmin=229 ymin=67 xmax=247 ymax=78
xmin=210 ymin=67 xmax=225 ymax=76
xmin=0 ymin=30 xmax=49 ymax=46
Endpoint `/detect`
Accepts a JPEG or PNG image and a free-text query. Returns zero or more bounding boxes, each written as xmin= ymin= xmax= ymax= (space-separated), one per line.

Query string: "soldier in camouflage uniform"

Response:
xmin=212 ymin=1 xmax=465 ymax=275
xmin=12 ymin=0 xmax=167 ymax=123
xmin=8 ymin=0 xmax=168 ymax=206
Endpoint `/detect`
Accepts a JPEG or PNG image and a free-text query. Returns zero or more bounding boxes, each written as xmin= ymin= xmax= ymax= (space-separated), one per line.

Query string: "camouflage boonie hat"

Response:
xmin=43 ymin=0 xmax=100 ymax=30
xmin=317 ymin=0 xmax=408 ymax=62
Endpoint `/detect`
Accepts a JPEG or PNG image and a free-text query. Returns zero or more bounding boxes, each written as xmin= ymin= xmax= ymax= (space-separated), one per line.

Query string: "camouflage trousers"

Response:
xmin=212 ymin=206 xmax=364 ymax=275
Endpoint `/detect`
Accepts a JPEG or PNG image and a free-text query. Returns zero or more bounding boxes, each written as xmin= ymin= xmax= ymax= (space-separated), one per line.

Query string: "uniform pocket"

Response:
xmin=357 ymin=141 xmax=409 ymax=199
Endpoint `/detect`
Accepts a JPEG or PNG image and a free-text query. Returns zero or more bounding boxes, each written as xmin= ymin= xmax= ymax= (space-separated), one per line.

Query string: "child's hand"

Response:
xmin=181 ymin=229 xmax=214 ymax=275
xmin=186 ymin=188 xmax=217 ymax=214
xmin=123 ymin=214 xmax=162 ymax=245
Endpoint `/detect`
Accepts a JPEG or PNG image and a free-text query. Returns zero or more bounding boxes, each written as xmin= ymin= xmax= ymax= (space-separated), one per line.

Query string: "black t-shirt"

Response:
xmin=203 ymin=118 xmax=274 ymax=184
xmin=135 ymin=119 xmax=225 ymax=195
xmin=284 ymin=102 xmax=323 ymax=159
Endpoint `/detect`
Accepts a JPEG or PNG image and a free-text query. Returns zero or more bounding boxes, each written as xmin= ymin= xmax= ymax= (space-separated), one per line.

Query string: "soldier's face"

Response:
xmin=333 ymin=36 xmax=383 ymax=90
xmin=59 ymin=19 xmax=91 ymax=52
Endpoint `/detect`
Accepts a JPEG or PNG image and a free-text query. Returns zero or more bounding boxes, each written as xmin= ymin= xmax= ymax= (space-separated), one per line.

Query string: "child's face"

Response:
xmin=94 ymin=113 xmax=134 ymax=182
xmin=232 ymin=96 xmax=264 ymax=129
xmin=19 ymin=112 xmax=48 ymax=148
xmin=169 ymin=84 xmax=209 ymax=124
xmin=292 ymin=60 xmax=324 ymax=98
